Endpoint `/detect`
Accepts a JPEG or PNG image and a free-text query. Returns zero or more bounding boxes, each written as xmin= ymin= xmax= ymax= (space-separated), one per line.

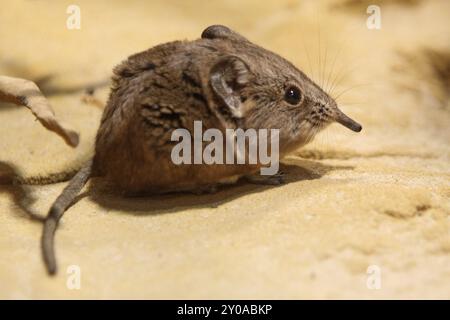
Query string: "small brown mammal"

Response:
xmin=42 ymin=25 xmax=362 ymax=275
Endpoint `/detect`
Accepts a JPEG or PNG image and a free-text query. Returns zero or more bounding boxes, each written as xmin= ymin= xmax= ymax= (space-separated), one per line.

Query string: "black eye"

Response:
xmin=284 ymin=86 xmax=302 ymax=105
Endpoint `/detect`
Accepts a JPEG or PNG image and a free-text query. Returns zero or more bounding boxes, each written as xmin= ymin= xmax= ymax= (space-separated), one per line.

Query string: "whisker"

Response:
xmin=322 ymin=37 xmax=329 ymax=92
xmin=299 ymin=24 xmax=315 ymax=81
xmin=316 ymin=11 xmax=323 ymax=88
xmin=328 ymin=61 xmax=366 ymax=97
xmin=333 ymin=83 xmax=375 ymax=101
xmin=335 ymin=100 xmax=368 ymax=106
xmin=324 ymin=36 xmax=351 ymax=94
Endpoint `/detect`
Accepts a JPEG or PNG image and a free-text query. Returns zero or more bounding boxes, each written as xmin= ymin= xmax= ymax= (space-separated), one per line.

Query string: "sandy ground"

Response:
xmin=0 ymin=0 xmax=449 ymax=299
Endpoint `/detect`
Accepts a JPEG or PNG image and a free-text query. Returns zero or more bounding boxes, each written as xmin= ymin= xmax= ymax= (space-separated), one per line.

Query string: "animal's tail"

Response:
xmin=41 ymin=159 xmax=93 ymax=275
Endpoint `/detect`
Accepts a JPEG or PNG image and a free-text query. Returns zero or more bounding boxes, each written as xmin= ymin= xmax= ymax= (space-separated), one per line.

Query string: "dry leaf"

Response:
xmin=0 ymin=75 xmax=79 ymax=147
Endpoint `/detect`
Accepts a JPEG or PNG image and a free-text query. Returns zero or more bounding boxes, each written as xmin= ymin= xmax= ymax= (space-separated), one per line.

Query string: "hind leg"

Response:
xmin=244 ymin=171 xmax=285 ymax=185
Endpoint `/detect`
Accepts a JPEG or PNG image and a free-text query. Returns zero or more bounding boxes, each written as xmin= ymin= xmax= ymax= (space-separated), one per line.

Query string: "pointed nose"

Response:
xmin=334 ymin=108 xmax=362 ymax=132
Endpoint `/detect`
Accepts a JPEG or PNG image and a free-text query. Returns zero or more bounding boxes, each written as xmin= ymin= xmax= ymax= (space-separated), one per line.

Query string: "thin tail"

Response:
xmin=41 ymin=159 xmax=93 ymax=275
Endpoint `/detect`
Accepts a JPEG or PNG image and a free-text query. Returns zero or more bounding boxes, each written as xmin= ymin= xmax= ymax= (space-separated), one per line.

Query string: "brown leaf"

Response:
xmin=0 ymin=76 xmax=79 ymax=147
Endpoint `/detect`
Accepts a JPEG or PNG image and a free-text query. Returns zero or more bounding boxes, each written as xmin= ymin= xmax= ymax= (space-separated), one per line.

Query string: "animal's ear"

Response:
xmin=201 ymin=25 xmax=248 ymax=42
xmin=209 ymin=55 xmax=250 ymax=118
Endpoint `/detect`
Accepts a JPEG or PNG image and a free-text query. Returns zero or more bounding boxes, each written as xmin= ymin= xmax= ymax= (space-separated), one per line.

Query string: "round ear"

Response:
xmin=209 ymin=55 xmax=250 ymax=118
xmin=201 ymin=25 xmax=249 ymax=42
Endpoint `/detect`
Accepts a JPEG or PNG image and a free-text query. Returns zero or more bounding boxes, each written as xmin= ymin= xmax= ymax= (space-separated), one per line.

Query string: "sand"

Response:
xmin=0 ymin=0 xmax=449 ymax=299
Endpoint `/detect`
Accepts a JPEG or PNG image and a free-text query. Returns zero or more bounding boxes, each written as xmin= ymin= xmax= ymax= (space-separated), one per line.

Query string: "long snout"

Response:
xmin=334 ymin=108 xmax=362 ymax=132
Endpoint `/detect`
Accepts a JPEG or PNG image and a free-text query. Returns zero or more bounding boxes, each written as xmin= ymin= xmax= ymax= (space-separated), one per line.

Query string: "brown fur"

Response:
xmin=41 ymin=25 xmax=362 ymax=275
xmin=94 ymin=25 xmax=360 ymax=193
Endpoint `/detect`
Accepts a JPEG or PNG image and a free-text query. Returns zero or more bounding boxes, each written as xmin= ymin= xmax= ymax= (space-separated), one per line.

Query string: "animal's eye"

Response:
xmin=284 ymin=86 xmax=302 ymax=105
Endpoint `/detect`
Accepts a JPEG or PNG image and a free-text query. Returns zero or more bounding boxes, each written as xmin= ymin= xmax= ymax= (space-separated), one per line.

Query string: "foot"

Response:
xmin=244 ymin=171 xmax=285 ymax=185
xmin=191 ymin=184 xmax=219 ymax=195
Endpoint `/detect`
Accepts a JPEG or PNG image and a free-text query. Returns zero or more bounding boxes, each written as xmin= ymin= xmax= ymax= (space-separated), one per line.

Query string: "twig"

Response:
xmin=0 ymin=76 xmax=79 ymax=147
